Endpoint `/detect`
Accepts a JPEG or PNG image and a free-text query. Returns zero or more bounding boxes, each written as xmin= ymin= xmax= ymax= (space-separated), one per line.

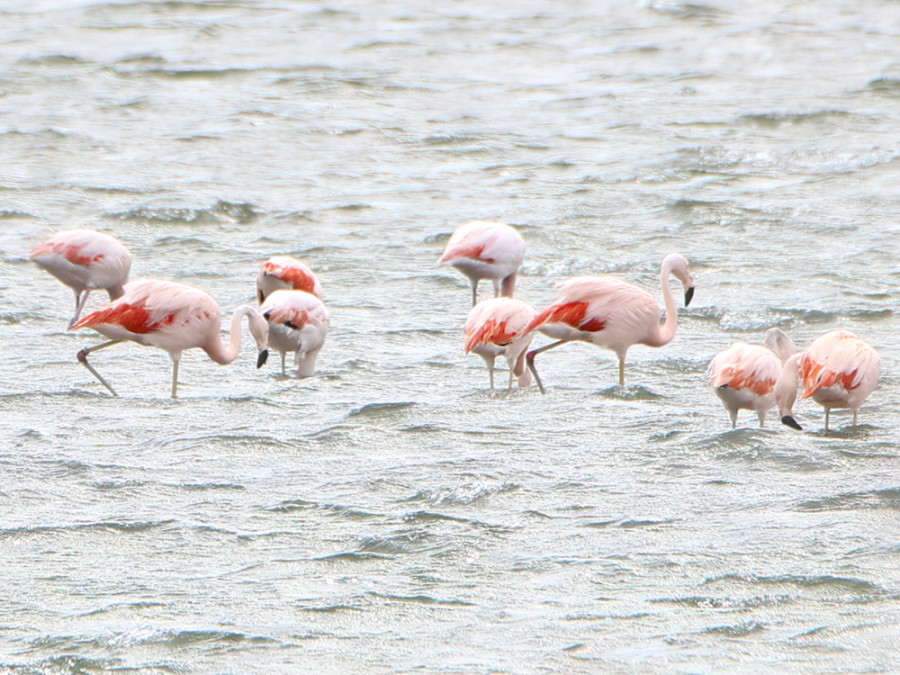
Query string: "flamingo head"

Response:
xmin=763 ymin=327 xmax=796 ymax=363
xmin=662 ymin=253 xmax=695 ymax=306
xmin=774 ymin=353 xmax=803 ymax=431
xmin=247 ymin=308 xmax=270 ymax=368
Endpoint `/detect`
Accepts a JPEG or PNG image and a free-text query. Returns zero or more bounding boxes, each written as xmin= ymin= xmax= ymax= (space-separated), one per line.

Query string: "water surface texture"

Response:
xmin=1 ymin=1 xmax=899 ymax=673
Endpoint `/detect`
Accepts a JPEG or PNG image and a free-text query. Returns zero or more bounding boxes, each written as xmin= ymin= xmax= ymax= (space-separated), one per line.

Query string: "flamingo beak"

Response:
xmin=257 ymin=349 xmax=269 ymax=368
xmin=781 ymin=415 xmax=802 ymax=430
xmin=684 ymin=286 xmax=695 ymax=306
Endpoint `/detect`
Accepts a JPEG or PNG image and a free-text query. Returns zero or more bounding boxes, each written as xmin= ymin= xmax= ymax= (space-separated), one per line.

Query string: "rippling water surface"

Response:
xmin=1 ymin=1 xmax=899 ymax=672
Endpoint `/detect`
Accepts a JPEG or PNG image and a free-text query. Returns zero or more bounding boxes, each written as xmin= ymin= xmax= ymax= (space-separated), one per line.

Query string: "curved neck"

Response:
xmin=775 ymin=353 xmax=803 ymax=416
xmin=647 ymin=265 xmax=678 ymax=347
xmin=204 ymin=306 xmax=252 ymax=365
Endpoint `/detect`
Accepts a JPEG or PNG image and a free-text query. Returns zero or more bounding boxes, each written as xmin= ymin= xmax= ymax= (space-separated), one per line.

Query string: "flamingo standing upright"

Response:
xmin=707 ymin=328 xmax=795 ymax=428
xmin=259 ymin=289 xmax=330 ymax=377
xmin=775 ymin=330 xmax=880 ymax=431
xmin=439 ymin=220 xmax=526 ymax=305
xmin=256 ymin=255 xmax=322 ymax=303
xmin=70 ymin=279 xmax=269 ymax=398
xmin=463 ymin=297 xmax=537 ymax=391
xmin=30 ymin=229 xmax=132 ymax=327
xmin=525 ymin=253 xmax=695 ymax=393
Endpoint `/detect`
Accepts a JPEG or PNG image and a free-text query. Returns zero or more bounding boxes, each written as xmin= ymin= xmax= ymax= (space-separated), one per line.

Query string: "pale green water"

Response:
xmin=1 ymin=1 xmax=899 ymax=673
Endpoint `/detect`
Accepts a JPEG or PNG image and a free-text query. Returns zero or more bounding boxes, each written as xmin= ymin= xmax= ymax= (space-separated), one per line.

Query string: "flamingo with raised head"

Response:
xmin=775 ymin=330 xmax=880 ymax=431
xmin=30 ymin=229 xmax=132 ymax=327
xmin=70 ymin=279 xmax=269 ymax=398
xmin=707 ymin=327 xmax=795 ymax=428
xmin=463 ymin=297 xmax=537 ymax=391
xmin=256 ymin=255 xmax=322 ymax=303
xmin=525 ymin=253 xmax=695 ymax=393
xmin=259 ymin=289 xmax=330 ymax=377
xmin=439 ymin=220 xmax=526 ymax=305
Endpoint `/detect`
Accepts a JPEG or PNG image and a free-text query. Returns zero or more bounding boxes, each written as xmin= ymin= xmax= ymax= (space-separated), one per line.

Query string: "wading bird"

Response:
xmin=707 ymin=327 xmax=795 ymax=428
xmin=463 ymin=297 xmax=537 ymax=391
xmin=775 ymin=330 xmax=880 ymax=431
xmin=525 ymin=253 xmax=695 ymax=393
xmin=30 ymin=229 xmax=132 ymax=327
xmin=70 ymin=279 xmax=269 ymax=398
xmin=256 ymin=255 xmax=322 ymax=303
xmin=439 ymin=220 xmax=526 ymax=305
xmin=259 ymin=289 xmax=329 ymax=377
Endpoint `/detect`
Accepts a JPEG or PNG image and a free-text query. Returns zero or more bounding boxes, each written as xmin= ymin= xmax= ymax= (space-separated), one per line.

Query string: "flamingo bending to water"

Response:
xmin=30 ymin=229 xmax=132 ymax=327
xmin=439 ymin=220 xmax=526 ymax=305
xmin=70 ymin=279 xmax=269 ymax=398
xmin=259 ymin=289 xmax=329 ymax=377
xmin=707 ymin=328 xmax=795 ymax=428
xmin=775 ymin=330 xmax=880 ymax=431
xmin=525 ymin=253 xmax=695 ymax=393
xmin=257 ymin=255 xmax=322 ymax=303
xmin=463 ymin=297 xmax=537 ymax=391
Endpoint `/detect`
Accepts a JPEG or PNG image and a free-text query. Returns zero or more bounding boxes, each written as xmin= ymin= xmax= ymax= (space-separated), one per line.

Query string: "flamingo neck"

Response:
xmin=648 ymin=265 xmax=678 ymax=347
xmin=204 ymin=306 xmax=251 ymax=365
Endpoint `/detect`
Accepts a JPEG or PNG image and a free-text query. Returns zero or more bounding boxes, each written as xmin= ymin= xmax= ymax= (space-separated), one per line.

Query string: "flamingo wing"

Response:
xmin=708 ymin=343 xmax=780 ymax=396
xmin=801 ymin=332 xmax=881 ymax=398
xmin=464 ymin=298 xmax=536 ymax=352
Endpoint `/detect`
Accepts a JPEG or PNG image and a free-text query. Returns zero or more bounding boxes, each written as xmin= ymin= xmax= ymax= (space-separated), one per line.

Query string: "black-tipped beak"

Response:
xmin=781 ymin=415 xmax=802 ymax=430
xmin=262 ymin=311 xmax=271 ymax=320
xmin=684 ymin=286 xmax=695 ymax=307
xmin=257 ymin=349 xmax=269 ymax=369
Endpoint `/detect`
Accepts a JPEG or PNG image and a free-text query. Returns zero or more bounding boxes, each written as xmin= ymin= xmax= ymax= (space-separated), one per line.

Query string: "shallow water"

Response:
xmin=1 ymin=1 xmax=899 ymax=673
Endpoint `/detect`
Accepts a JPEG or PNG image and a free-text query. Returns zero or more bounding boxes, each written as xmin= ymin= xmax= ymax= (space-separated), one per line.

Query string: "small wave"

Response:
xmin=595 ymin=384 xmax=662 ymax=400
xmin=867 ymin=77 xmax=900 ymax=97
xmin=739 ymin=109 xmax=851 ymax=128
xmin=702 ymin=573 xmax=888 ymax=599
xmin=366 ymin=591 xmax=475 ymax=607
xmin=585 ymin=518 xmax=675 ymax=529
xmin=0 ymin=519 xmax=176 ymax=538
xmin=702 ymin=621 xmax=766 ymax=637
xmin=346 ymin=401 xmax=416 ymax=418
xmin=18 ymin=54 xmax=89 ymax=66
xmin=796 ymin=487 xmax=900 ymax=512
xmin=106 ymin=200 xmax=260 ymax=225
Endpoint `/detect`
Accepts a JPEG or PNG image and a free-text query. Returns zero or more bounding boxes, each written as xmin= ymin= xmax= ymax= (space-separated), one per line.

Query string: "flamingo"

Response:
xmin=256 ymin=255 xmax=322 ymax=303
xmin=463 ymin=297 xmax=537 ymax=391
xmin=707 ymin=328 xmax=796 ymax=428
xmin=775 ymin=330 xmax=880 ymax=431
xmin=259 ymin=289 xmax=330 ymax=377
xmin=525 ymin=253 xmax=695 ymax=393
xmin=69 ymin=279 xmax=269 ymax=398
xmin=439 ymin=220 xmax=526 ymax=305
xmin=30 ymin=228 xmax=132 ymax=328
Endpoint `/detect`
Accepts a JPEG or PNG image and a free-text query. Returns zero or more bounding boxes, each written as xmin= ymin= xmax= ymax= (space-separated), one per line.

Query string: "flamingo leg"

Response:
xmin=280 ymin=351 xmax=287 ymax=376
xmin=853 ymin=410 xmax=859 ymax=426
xmin=76 ymin=340 xmax=123 ymax=396
xmin=170 ymin=355 xmax=181 ymax=399
xmin=488 ymin=360 xmax=495 ymax=391
xmin=824 ymin=408 xmax=830 ymax=431
xmin=471 ymin=282 xmax=479 ymax=307
xmin=70 ymin=289 xmax=92 ymax=329
xmin=618 ymin=359 xmax=625 ymax=387
xmin=729 ymin=409 xmax=738 ymax=429
xmin=526 ymin=339 xmax=569 ymax=395
xmin=507 ymin=366 xmax=514 ymax=391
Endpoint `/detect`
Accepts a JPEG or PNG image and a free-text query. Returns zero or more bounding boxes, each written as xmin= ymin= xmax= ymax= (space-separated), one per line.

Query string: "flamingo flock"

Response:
xmin=30 ymin=224 xmax=882 ymax=430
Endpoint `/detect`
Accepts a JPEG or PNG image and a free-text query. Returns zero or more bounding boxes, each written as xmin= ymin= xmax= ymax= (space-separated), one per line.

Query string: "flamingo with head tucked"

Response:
xmin=439 ymin=220 xmax=526 ymax=305
xmin=775 ymin=330 xmax=880 ymax=431
xmin=256 ymin=255 xmax=322 ymax=303
xmin=525 ymin=253 xmax=695 ymax=393
xmin=259 ymin=289 xmax=329 ymax=377
xmin=30 ymin=229 xmax=132 ymax=328
xmin=464 ymin=297 xmax=537 ymax=391
xmin=70 ymin=279 xmax=269 ymax=398
xmin=707 ymin=327 xmax=795 ymax=428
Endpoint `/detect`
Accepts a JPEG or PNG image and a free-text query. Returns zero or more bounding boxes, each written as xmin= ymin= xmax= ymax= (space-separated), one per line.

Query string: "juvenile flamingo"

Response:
xmin=525 ymin=253 xmax=695 ymax=393
xmin=259 ymin=289 xmax=330 ymax=377
xmin=439 ymin=220 xmax=526 ymax=305
xmin=775 ymin=330 xmax=880 ymax=431
xmin=463 ymin=297 xmax=537 ymax=391
xmin=70 ymin=279 xmax=269 ymax=398
xmin=707 ymin=328 xmax=795 ymax=428
xmin=256 ymin=255 xmax=322 ymax=303
xmin=30 ymin=229 xmax=132 ymax=327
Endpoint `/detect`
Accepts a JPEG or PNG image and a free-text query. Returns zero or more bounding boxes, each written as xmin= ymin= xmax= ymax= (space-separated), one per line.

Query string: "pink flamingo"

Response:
xmin=525 ymin=253 xmax=695 ymax=393
xmin=259 ymin=289 xmax=330 ymax=377
xmin=775 ymin=330 xmax=880 ymax=431
xmin=30 ymin=229 xmax=132 ymax=328
xmin=256 ymin=255 xmax=322 ymax=303
xmin=70 ymin=279 xmax=269 ymax=398
xmin=464 ymin=297 xmax=537 ymax=391
xmin=439 ymin=220 xmax=526 ymax=305
xmin=707 ymin=328 xmax=795 ymax=428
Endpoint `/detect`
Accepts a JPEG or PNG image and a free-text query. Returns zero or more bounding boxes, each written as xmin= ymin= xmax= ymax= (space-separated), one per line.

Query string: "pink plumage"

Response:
xmin=463 ymin=297 xmax=537 ymax=391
